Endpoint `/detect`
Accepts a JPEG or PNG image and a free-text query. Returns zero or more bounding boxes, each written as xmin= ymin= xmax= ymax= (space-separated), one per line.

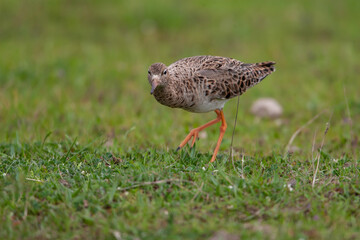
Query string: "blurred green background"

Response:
xmin=0 ymin=1 xmax=359 ymax=239
xmin=0 ymin=0 xmax=359 ymax=156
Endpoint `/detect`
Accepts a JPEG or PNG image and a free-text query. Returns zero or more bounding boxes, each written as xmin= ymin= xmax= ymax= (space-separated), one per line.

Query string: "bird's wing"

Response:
xmin=196 ymin=61 xmax=275 ymax=100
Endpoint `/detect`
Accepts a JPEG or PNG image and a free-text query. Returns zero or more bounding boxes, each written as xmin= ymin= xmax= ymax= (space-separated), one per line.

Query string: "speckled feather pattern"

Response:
xmin=148 ymin=55 xmax=275 ymax=113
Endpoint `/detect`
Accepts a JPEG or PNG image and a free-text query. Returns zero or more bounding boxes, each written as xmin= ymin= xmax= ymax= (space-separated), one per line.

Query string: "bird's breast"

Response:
xmin=152 ymin=73 xmax=228 ymax=113
xmin=184 ymin=98 xmax=228 ymax=113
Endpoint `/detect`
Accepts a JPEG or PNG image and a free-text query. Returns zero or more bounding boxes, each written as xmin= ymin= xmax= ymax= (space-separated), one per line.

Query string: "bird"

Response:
xmin=147 ymin=55 xmax=275 ymax=163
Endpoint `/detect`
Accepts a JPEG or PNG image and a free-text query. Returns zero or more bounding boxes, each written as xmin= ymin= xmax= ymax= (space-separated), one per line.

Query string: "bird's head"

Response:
xmin=147 ymin=62 xmax=169 ymax=95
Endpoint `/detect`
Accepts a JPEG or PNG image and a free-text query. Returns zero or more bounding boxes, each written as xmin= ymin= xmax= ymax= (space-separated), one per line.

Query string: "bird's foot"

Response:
xmin=176 ymin=129 xmax=200 ymax=151
xmin=175 ymin=110 xmax=225 ymax=163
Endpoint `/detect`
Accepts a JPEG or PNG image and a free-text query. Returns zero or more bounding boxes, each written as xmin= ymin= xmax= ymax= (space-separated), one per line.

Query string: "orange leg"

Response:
xmin=177 ymin=109 xmax=227 ymax=163
xmin=210 ymin=110 xmax=227 ymax=163
xmin=177 ymin=110 xmax=222 ymax=151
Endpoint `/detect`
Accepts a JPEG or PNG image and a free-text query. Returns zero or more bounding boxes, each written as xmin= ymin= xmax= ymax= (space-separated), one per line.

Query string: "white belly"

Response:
xmin=186 ymin=99 xmax=228 ymax=113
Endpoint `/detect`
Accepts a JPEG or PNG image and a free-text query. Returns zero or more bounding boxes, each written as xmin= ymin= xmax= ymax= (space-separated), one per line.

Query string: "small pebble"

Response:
xmin=250 ymin=98 xmax=283 ymax=119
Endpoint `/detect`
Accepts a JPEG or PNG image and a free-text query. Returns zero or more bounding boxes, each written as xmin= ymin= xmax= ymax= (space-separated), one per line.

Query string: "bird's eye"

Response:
xmin=148 ymin=70 xmax=151 ymax=75
xmin=163 ymin=69 xmax=167 ymax=75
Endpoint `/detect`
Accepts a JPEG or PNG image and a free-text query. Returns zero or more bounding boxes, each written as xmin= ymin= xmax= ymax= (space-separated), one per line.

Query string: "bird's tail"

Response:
xmin=236 ymin=61 xmax=276 ymax=93
xmin=255 ymin=61 xmax=276 ymax=74
xmin=249 ymin=61 xmax=276 ymax=85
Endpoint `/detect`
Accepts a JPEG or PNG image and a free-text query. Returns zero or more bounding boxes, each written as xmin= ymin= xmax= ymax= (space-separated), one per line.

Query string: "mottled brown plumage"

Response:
xmin=147 ymin=55 xmax=276 ymax=163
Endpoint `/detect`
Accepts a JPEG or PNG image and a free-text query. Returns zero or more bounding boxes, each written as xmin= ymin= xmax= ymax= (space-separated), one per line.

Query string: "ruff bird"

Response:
xmin=148 ymin=55 xmax=275 ymax=163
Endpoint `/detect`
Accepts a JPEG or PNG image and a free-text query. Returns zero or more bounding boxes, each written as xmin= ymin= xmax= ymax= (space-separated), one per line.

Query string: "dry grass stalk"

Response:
xmin=117 ymin=179 xmax=196 ymax=191
xmin=311 ymin=128 xmax=318 ymax=172
xmin=230 ymin=95 xmax=243 ymax=177
xmin=230 ymin=95 xmax=241 ymax=161
xmin=284 ymin=111 xmax=325 ymax=157
xmin=312 ymin=118 xmax=331 ymax=188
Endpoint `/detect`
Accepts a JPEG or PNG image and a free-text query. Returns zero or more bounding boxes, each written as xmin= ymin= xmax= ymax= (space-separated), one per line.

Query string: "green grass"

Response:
xmin=0 ymin=0 xmax=359 ymax=239
xmin=1 ymin=141 xmax=359 ymax=239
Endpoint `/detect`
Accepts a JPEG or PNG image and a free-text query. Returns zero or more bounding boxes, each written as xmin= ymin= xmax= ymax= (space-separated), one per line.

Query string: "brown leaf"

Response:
xmin=59 ymin=179 xmax=71 ymax=188
xmin=83 ymin=200 xmax=89 ymax=208
xmin=209 ymin=231 xmax=238 ymax=240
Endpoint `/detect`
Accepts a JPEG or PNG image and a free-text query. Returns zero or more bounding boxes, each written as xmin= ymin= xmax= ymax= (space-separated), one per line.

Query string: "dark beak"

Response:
xmin=150 ymin=82 xmax=158 ymax=95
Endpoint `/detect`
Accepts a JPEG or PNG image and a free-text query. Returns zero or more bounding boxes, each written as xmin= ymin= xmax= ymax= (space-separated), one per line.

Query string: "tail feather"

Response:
xmin=241 ymin=61 xmax=276 ymax=90
xmin=253 ymin=61 xmax=276 ymax=82
xmin=256 ymin=61 xmax=276 ymax=72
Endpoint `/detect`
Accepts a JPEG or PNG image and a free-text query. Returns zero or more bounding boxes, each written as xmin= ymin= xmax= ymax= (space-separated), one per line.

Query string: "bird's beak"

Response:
xmin=150 ymin=77 xmax=160 ymax=95
xmin=150 ymin=83 xmax=157 ymax=95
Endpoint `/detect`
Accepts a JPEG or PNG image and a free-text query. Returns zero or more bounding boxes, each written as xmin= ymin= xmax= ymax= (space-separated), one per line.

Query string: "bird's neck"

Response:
xmin=153 ymin=81 xmax=180 ymax=108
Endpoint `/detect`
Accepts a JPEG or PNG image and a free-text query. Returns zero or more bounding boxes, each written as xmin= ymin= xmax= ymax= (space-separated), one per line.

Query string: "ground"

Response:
xmin=0 ymin=0 xmax=359 ymax=239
